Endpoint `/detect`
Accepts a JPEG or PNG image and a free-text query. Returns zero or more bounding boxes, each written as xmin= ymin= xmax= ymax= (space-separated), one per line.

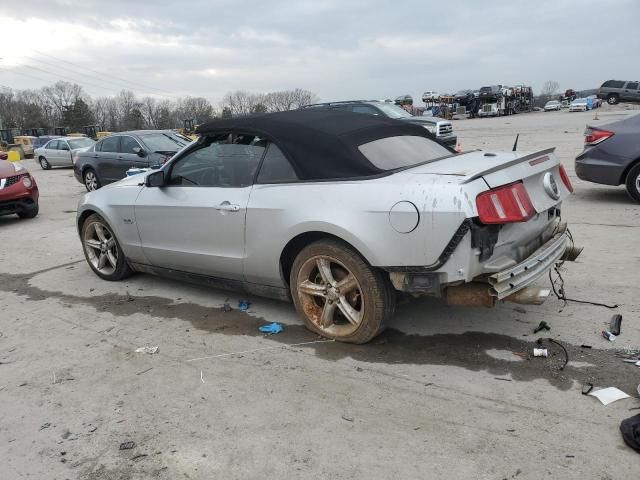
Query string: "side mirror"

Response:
xmin=133 ymin=147 xmax=147 ymax=157
xmin=145 ymin=170 xmax=165 ymax=188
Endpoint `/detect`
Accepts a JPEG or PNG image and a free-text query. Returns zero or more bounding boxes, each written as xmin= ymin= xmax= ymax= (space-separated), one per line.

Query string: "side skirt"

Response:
xmin=128 ymin=262 xmax=291 ymax=302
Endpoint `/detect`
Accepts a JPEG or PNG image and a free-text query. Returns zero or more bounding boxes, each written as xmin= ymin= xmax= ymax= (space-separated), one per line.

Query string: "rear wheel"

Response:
xmin=607 ymin=94 xmax=619 ymax=105
xmin=83 ymin=168 xmax=100 ymax=192
xmin=625 ymin=163 xmax=640 ymax=203
xmin=290 ymin=239 xmax=395 ymax=344
xmin=81 ymin=213 xmax=132 ymax=281
xmin=39 ymin=156 xmax=51 ymax=170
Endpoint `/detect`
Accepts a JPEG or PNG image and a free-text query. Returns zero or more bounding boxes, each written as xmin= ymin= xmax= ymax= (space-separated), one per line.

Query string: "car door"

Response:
xmin=43 ymin=139 xmax=60 ymax=164
xmin=94 ymin=136 xmax=121 ymax=183
xmin=56 ymin=139 xmax=73 ymax=166
xmin=623 ymin=82 xmax=639 ymax=102
xmin=134 ymin=132 xmax=265 ymax=280
xmin=116 ymin=135 xmax=150 ymax=178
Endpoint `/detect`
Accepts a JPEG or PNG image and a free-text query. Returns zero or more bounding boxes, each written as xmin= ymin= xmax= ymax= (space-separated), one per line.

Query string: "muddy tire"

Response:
xmin=81 ymin=213 xmax=132 ymax=281
xmin=625 ymin=163 xmax=640 ymax=203
xmin=290 ymin=239 xmax=395 ymax=344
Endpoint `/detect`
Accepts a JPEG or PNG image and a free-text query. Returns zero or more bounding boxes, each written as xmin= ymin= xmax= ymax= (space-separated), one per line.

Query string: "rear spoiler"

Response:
xmin=461 ymin=147 xmax=556 ymax=184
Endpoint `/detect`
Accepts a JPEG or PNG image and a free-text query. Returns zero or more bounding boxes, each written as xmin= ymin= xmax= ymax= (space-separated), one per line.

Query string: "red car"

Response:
xmin=0 ymin=160 xmax=39 ymax=218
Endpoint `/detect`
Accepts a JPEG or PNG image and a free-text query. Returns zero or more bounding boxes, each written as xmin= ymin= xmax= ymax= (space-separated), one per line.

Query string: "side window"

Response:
xmin=256 ymin=144 xmax=299 ymax=184
xmin=603 ymin=80 xmax=625 ymax=88
xmin=47 ymin=140 xmax=59 ymax=150
xmin=120 ymin=136 xmax=141 ymax=154
xmin=100 ymin=136 xmax=120 ymax=153
xmin=329 ymin=105 xmax=353 ymax=112
xmin=168 ymin=133 xmax=265 ymax=187
xmin=625 ymin=82 xmax=638 ymax=90
xmin=352 ymin=105 xmax=380 ymax=115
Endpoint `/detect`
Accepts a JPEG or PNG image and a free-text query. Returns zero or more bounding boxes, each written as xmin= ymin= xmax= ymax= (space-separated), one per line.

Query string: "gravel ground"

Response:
xmin=1 ymin=104 xmax=639 ymax=479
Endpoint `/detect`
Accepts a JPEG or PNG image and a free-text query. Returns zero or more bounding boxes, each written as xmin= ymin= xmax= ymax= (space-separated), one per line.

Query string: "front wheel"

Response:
xmin=83 ymin=168 xmax=100 ymax=192
xmin=39 ymin=157 xmax=51 ymax=170
xmin=607 ymin=94 xmax=619 ymax=105
xmin=81 ymin=213 xmax=132 ymax=281
xmin=625 ymin=163 xmax=640 ymax=203
xmin=290 ymin=239 xmax=395 ymax=344
xmin=17 ymin=203 xmax=39 ymax=219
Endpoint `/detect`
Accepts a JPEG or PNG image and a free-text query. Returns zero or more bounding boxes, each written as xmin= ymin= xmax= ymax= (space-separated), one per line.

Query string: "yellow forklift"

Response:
xmin=82 ymin=125 xmax=112 ymax=140
xmin=175 ymin=118 xmax=198 ymax=141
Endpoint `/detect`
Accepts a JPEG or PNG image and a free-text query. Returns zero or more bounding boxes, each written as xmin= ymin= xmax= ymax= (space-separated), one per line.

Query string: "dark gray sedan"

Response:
xmin=575 ymin=113 xmax=640 ymax=202
xmin=74 ymin=130 xmax=191 ymax=191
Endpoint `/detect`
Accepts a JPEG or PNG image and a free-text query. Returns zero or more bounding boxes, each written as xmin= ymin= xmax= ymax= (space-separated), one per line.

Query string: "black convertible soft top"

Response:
xmin=196 ymin=109 xmax=442 ymax=180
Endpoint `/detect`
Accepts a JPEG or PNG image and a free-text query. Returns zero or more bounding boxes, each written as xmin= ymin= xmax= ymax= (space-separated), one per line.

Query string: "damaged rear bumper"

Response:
xmin=487 ymin=231 xmax=568 ymax=299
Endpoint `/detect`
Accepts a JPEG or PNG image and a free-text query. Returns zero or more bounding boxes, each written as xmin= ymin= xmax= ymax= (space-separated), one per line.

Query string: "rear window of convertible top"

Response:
xmin=358 ymin=135 xmax=452 ymax=171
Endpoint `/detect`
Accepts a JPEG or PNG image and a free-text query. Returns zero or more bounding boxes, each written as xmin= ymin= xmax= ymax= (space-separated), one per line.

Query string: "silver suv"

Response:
xmin=597 ymin=80 xmax=640 ymax=105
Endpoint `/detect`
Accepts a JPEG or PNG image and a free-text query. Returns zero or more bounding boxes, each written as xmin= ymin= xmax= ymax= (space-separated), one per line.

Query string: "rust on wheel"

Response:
xmin=296 ymin=255 xmax=364 ymax=337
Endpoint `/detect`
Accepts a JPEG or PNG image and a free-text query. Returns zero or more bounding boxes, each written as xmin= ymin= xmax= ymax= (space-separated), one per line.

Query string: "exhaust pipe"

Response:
xmin=446 ymin=284 xmax=551 ymax=308
xmin=503 ymin=287 xmax=550 ymax=306
xmin=446 ymin=283 xmax=496 ymax=308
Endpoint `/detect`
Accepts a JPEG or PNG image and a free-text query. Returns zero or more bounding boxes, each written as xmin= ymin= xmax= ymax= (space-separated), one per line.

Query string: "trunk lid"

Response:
xmin=409 ymin=148 xmax=570 ymax=213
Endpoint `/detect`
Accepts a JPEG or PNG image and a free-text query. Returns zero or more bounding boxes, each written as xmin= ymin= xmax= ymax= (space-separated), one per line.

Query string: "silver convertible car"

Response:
xmin=77 ymin=109 xmax=578 ymax=343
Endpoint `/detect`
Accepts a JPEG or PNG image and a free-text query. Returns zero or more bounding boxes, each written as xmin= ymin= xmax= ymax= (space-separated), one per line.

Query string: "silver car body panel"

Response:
xmin=77 ymin=148 xmax=570 ymax=299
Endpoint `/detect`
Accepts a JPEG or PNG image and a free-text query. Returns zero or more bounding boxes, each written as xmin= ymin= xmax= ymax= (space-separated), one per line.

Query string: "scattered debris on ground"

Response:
xmin=610 ymin=314 xmax=622 ymax=336
xmin=134 ymin=346 xmax=159 ymax=354
xmin=119 ymin=441 xmax=136 ymax=450
xmin=259 ymin=322 xmax=284 ymax=335
xmin=620 ymin=414 xmax=640 ymax=454
xmin=588 ymin=387 xmax=630 ymax=405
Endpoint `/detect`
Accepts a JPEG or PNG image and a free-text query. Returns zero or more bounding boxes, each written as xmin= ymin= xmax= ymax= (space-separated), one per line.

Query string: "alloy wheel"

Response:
xmin=39 ymin=157 xmax=49 ymax=169
xmin=296 ymin=255 xmax=363 ymax=336
xmin=83 ymin=220 xmax=118 ymax=275
xmin=84 ymin=170 xmax=98 ymax=191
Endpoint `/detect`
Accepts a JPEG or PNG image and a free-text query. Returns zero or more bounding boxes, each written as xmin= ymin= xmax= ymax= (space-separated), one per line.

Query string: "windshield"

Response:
xmin=374 ymin=103 xmax=413 ymax=119
xmin=572 ymin=98 xmax=586 ymax=103
xmin=68 ymin=138 xmax=95 ymax=149
xmin=140 ymin=133 xmax=189 ymax=152
xmin=546 ymin=101 xmax=559 ymax=105
xmin=358 ymin=135 xmax=452 ymax=170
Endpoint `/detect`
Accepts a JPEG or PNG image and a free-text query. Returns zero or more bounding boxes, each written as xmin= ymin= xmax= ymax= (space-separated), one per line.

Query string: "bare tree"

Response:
xmin=0 ymin=81 xmax=319 ymax=132
xmin=540 ymin=80 xmax=560 ymax=98
xmin=220 ymin=91 xmax=258 ymax=116
xmin=42 ymin=81 xmax=84 ymax=123
xmin=263 ymin=88 xmax=319 ymax=112
xmin=176 ymin=96 xmax=214 ymax=124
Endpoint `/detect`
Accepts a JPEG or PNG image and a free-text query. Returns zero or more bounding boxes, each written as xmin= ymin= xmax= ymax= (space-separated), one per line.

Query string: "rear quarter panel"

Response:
xmin=244 ymin=174 xmax=487 ymax=287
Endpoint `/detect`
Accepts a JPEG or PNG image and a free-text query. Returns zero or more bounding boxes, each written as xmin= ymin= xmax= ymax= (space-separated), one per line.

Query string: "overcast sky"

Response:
xmin=0 ymin=0 xmax=637 ymax=104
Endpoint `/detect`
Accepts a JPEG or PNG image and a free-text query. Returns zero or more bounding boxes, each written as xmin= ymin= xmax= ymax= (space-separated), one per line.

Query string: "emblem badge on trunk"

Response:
xmin=543 ymin=172 xmax=560 ymax=200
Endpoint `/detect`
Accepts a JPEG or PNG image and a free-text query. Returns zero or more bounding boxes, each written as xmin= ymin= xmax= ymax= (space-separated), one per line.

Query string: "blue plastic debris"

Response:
xmin=238 ymin=299 xmax=251 ymax=311
xmin=259 ymin=322 xmax=283 ymax=335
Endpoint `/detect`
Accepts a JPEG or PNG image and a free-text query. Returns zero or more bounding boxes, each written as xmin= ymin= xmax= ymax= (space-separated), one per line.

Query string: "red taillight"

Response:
xmin=558 ymin=165 xmax=573 ymax=193
xmin=584 ymin=127 xmax=614 ymax=146
xmin=476 ymin=182 xmax=535 ymax=224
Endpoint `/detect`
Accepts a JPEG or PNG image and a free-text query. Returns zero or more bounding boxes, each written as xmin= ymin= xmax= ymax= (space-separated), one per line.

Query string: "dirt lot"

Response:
xmin=1 ymin=106 xmax=639 ymax=479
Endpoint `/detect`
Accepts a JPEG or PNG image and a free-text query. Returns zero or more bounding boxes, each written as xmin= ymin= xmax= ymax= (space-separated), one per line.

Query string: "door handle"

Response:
xmin=215 ymin=202 xmax=240 ymax=212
